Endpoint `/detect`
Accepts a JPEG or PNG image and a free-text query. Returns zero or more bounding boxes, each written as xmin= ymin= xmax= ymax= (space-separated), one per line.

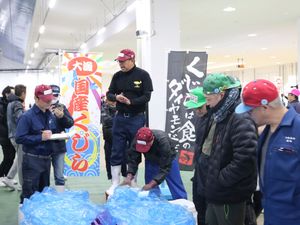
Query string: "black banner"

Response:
xmin=165 ymin=51 xmax=208 ymax=171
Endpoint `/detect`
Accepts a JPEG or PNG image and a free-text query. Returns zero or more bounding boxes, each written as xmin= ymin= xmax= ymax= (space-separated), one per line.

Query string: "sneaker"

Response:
xmin=0 ymin=177 xmax=6 ymax=187
xmin=12 ymin=179 xmax=18 ymax=185
xmin=16 ymin=185 xmax=22 ymax=191
xmin=3 ymin=177 xmax=16 ymax=190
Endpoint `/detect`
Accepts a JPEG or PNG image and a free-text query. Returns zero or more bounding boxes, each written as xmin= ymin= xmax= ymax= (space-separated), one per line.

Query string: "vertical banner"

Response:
xmin=61 ymin=52 xmax=102 ymax=176
xmin=166 ymin=51 xmax=208 ymax=171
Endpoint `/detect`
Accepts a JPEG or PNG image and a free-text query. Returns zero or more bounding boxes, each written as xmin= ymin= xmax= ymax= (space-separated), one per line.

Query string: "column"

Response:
xmin=136 ymin=0 xmax=180 ymax=130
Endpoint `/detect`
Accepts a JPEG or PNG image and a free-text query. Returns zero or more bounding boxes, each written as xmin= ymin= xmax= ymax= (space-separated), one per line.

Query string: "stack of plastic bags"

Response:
xmin=21 ymin=187 xmax=195 ymax=225
xmin=20 ymin=187 xmax=102 ymax=225
xmin=92 ymin=187 xmax=195 ymax=225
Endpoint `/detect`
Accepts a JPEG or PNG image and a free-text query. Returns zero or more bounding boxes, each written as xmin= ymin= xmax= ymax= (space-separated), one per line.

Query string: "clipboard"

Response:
xmin=49 ymin=130 xmax=77 ymax=140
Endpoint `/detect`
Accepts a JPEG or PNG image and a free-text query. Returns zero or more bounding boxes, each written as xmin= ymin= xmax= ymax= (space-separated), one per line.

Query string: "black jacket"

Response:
xmin=51 ymin=104 xmax=74 ymax=154
xmin=193 ymin=113 xmax=210 ymax=194
xmin=101 ymin=103 xmax=116 ymax=142
xmin=203 ymin=103 xmax=257 ymax=204
xmin=107 ymin=66 xmax=153 ymax=113
xmin=127 ymin=129 xmax=176 ymax=184
xmin=0 ymin=97 xmax=9 ymax=142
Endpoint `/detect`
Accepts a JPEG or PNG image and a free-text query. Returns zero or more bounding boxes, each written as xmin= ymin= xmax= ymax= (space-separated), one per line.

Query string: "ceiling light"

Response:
xmin=39 ymin=25 xmax=45 ymax=34
xmin=261 ymin=47 xmax=267 ymax=50
xmin=48 ymin=0 xmax=56 ymax=8
xmin=34 ymin=42 xmax=39 ymax=48
xmin=28 ymin=60 xmax=32 ymax=65
xmin=248 ymin=33 xmax=257 ymax=37
xmin=80 ymin=42 xmax=87 ymax=49
xmin=204 ymin=46 xmax=212 ymax=49
xmin=223 ymin=7 xmax=236 ymax=12
xmin=30 ymin=53 xmax=35 ymax=58
xmin=97 ymin=27 xmax=106 ymax=35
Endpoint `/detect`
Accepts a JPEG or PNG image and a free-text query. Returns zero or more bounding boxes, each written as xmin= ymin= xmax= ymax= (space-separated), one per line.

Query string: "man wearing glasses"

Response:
xmin=236 ymin=79 xmax=300 ymax=225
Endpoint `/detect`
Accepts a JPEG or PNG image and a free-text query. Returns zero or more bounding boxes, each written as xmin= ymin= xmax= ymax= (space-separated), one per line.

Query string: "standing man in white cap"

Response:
xmin=106 ymin=49 xmax=153 ymax=195
xmin=49 ymin=84 xmax=74 ymax=192
xmin=236 ymin=79 xmax=300 ymax=225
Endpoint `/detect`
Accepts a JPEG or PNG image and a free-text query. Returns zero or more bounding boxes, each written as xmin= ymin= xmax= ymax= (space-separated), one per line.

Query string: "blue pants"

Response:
xmin=21 ymin=154 xmax=51 ymax=203
xmin=104 ymin=140 xmax=127 ymax=179
xmin=145 ymin=158 xmax=187 ymax=200
xmin=111 ymin=113 xmax=145 ymax=166
xmin=51 ymin=152 xmax=65 ymax=185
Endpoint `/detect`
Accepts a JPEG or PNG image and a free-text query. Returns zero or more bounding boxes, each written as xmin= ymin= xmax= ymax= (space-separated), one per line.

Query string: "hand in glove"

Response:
xmin=120 ymin=173 xmax=134 ymax=186
xmin=142 ymin=180 xmax=158 ymax=191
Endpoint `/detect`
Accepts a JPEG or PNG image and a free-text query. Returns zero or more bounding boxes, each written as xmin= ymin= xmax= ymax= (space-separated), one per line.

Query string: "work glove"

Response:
xmin=142 ymin=180 xmax=158 ymax=191
xmin=120 ymin=173 xmax=134 ymax=186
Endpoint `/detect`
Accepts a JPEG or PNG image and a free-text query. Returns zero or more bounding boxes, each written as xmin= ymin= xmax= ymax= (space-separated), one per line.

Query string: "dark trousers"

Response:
xmin=206 ymin=202 xmax=246 ymax=225
xmin=192 ymin=173 xmax=207 ymax=225
xmin=0 ymin=139 xmax=15 ymax=177
xmin=145 ymin=159 xmax=187 ymax=200
xmin=104 ymin=140 xmax=127 ymax=179
xmin=111 ymin=113 xmax=145 ymax=166
xmin=21 ymin=154 xmax=51 ymax=203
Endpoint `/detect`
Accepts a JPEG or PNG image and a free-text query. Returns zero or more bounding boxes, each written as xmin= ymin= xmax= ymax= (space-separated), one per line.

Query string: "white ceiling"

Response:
xmin=6 ymin=0 xmax=300 ymax=72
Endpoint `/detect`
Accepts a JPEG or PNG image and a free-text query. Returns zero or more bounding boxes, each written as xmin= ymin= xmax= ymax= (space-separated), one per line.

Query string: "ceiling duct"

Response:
xmin=0 ymin=0 xmax=36 ymax=64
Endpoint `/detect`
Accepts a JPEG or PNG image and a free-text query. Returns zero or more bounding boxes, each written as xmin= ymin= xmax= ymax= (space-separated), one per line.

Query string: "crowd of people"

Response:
xmin=0 ymin=84 xmax=73 ymax=204
xmin=184 ymin=75 xmax=300 ymax=225
xmin=0 ymin=48 xmax=300 ymax=225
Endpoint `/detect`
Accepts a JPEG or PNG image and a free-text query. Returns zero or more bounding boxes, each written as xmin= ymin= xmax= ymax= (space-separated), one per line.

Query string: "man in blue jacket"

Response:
xmin=236 ymin=79 xmax=300 ymax=225
xmin=16 ymin=85 xmax=70 ymax=203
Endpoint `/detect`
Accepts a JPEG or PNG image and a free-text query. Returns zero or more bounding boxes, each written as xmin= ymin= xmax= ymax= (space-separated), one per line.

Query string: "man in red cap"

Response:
xmin=15 ymin=84 xmax=70 ymax=203
xmin=106 ymin=49 xmax=153 ymax=195
xmin=236 ymin=79 xmax=300 ymax=225
xmin=122 ymin=127 xmax=187 ymax=200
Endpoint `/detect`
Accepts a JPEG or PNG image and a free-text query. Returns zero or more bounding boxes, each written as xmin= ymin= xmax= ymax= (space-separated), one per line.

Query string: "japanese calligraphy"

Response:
xmin=165 ymin=51 xmax=207 ymax=171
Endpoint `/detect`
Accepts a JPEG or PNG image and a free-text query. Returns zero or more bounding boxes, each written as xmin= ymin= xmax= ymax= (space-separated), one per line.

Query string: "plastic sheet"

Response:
xmin=20 ymin=187 xmax=102 ymax=225
xmin=93 ymin=187 xmax=195 ymax=225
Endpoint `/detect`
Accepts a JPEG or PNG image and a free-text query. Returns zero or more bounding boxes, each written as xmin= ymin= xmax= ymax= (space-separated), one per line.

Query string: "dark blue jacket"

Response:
xmin=16 ymin=104 xmax=58 ymax=156
xmin=258 ymin=107 xmax=300 ymax=225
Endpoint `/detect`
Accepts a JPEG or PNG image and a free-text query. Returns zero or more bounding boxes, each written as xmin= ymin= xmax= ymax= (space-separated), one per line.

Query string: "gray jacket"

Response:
xmin=7 ymin=94 xmax=24 ymax=139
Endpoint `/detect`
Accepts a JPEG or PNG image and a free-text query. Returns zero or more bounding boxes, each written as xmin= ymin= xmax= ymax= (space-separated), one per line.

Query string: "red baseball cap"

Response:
xmin=235 ymin=79 xmax=279 ymax=113
xmin=135 ymin=127 xmax=154 ymax=153
xmin=115 ymin=49 xmax=135 ymax=62
xmin=35 ymin=84 xmax=54 ymax=102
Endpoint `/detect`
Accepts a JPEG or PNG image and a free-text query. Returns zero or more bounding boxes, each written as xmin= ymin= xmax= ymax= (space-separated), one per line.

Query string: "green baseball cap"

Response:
xmin=203 ymin=73 xmax=241 ymax=94
xmin=184 ymin=87 xmax=206 ymax=109
xmin=226 ymin=75 xmax=241 ymax=89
